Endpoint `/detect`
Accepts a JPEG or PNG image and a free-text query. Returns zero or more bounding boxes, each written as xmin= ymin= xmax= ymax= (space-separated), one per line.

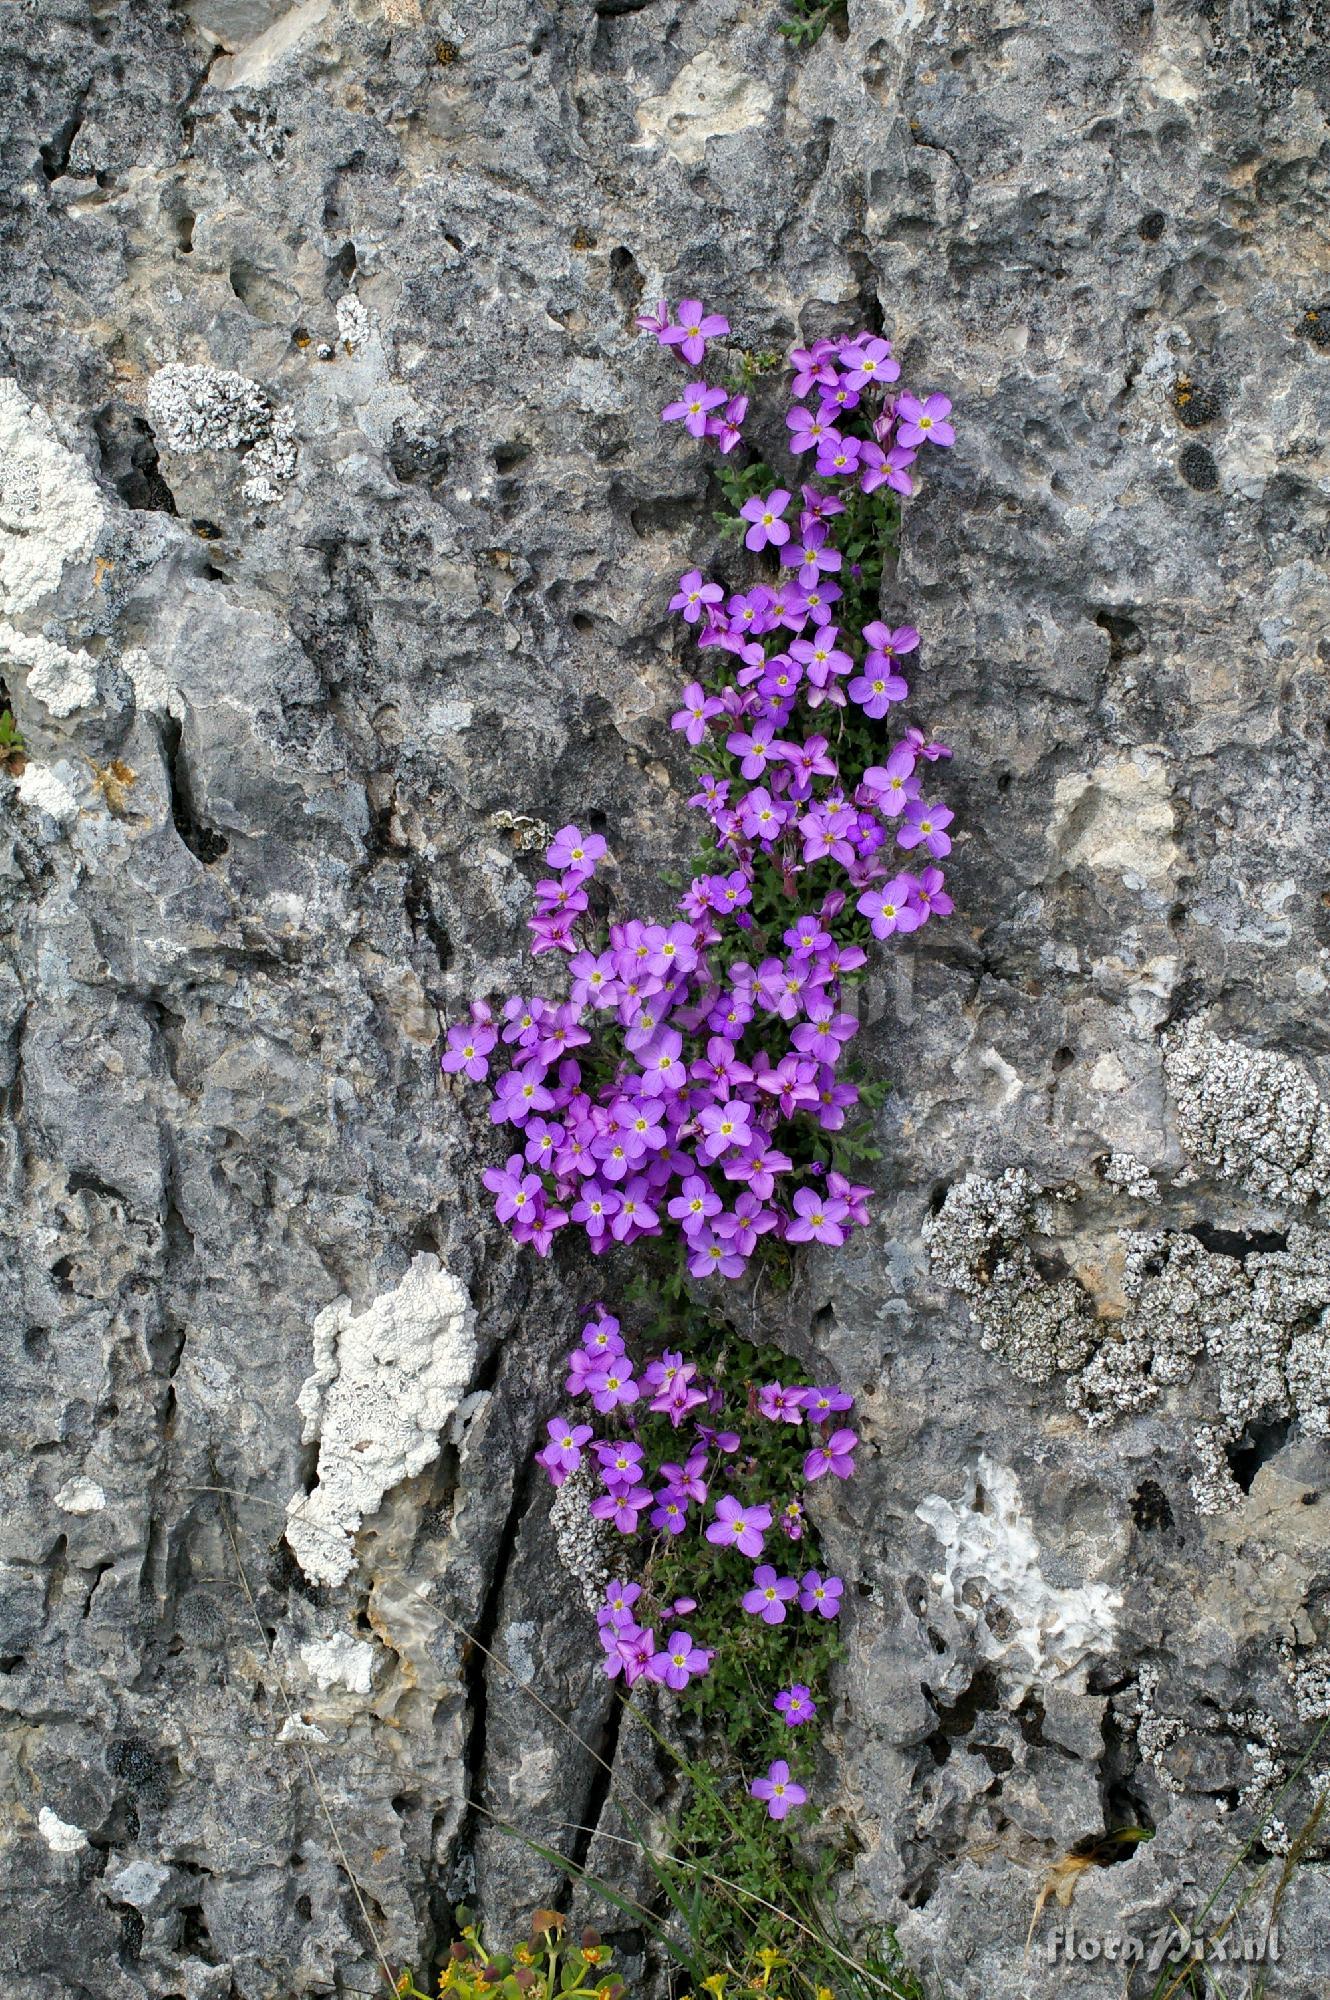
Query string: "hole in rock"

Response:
xmin=1225 ymin=1418 xmax=1294 ymax=1494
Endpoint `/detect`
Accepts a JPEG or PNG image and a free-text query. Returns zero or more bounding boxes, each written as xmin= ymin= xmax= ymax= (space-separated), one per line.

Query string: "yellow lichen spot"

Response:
xmin=92 ymin=556 xmax=114 ymax=588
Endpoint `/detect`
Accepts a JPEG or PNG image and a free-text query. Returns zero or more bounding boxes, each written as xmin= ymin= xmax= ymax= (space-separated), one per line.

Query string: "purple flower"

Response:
xmin=862 ymin=622 xmax=920 ymax=670
xmin=726 ymin=722 xmax=778 ymax=782
xmin=799 ymin=1571 xmax=844 ymax=1618
xmin=586 ymin=1359 xmax=639 ymax=1412
xmin=861 ymin=442 xmax=916 ymax=497
xmin=543 ymin=1417 xmax=593 ymax=1473
xmin=672 ymin=680 xmax=724 ymax=747
xmin=546 ymin=823 xmax=607 ymax=877
xmin=603 ymin=1622 xmax=655 ymax=1685
xmin=750 ymin=1759 xmax=806 ymax=1821
xmin=857 ymin=877 xmax=924 ymax=939
xmin=799 ymin=1384 xmax=853 ymax=1422
xmin=708 ymin=393 xmax=748 ymax=454
xmin=598 ymin=1579 xmax=641 ymax=1627
xmin=662 ymin=382 xmax=728 ymax=438
xmin=687 ymin=1229 xmax=748 ymax=1280
xmin=791 ymin=1004 xmax=858 ymax=1063
xmin=442 ymin=1019 xmax=496 ymax=1081
xmin=482 ymin=1155 xmax=546 ymax=1223
xmin=713 ymin=1191 xmax=778 ymax=1257
xmin=916 ymin=865 xmax=954 ymax=918
xmin=786 ymin=405 xmax=840 ymax=457
xmin=815 ymin=435 xmax=864 ymax=480
xmin=649 ymin=1628 xmax=711 ymax=1690
xmin=635 ymin=300 xmax=671 ymax=337
xmin=758 ymin=1382 xmax=804 ymax=1425
xmin=774 ymin=1684 xmax=817 ymax=1727
xmin=789 ymin=343 xmax=838 ymax=397
xmin=573 ymin=1182 xmax=622 ymax=1242
xmin=894 ymin=391 xmax=955 ymax=448
xmin=670 ymin=570 xmax=725 ymax=624
xmin=897 ymin=799 xmax=954 ymax=859
xmin=742 ymin=1565 xmax=799 ymax=1625
xmin=781 ymin=521 xmax=842 ymax=589
xmin=667 ymin=1173 xmax=722 ymax=1238
xmin=639 ymin=1027 xmax=686 ymax=1095
xmin=590 ymin=1483 xmax=653 ymax=1533
xmin=660 ymin=298 xmax=729 ymax=366
xmin=779 ymin=1497 xmax=805 ymax=1541
xmin=803 ymin=1426 xmax=858 ymax=1481
xmin=569 ymin=951 xmax=620 ymax=1011
xmin=582 ymin=1313 xmax=625 ymax=1358
xmin=491 ymin=1062 xmax=555 ymax=1126
xmin=660 ymin=1453 xmax=708 ymax=1504
xmin=840 ymin=336 xmax=900 ymax=391
xmin=848 ymin=664 xmax=908 ymax=719
xmin=650 ymin=1487 xmax=691 ymax=1535
xmin=698 ymin=1097 xmax=754 ymax=1159
xmin=739 ymin=489 xmax=792 ymax=552
xmin=705 ymin=1493 xmax=772 ymax=1557
xmin=786 ymin=1186 xmax=850 ymax=1247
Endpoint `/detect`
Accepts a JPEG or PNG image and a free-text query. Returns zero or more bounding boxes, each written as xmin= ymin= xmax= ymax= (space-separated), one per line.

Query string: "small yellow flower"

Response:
xmin=703 ymin=1976 xmax=728 ymax=1998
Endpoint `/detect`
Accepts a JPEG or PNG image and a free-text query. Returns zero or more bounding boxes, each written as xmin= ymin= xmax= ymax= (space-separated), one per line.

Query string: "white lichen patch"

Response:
xmin=550 ymin=1458 xmax=614 ymax=1614
xmin=923 ymin=1169 xmax=1095 ymax=1383
xmin=917 ymin=1457 xmax=1121 ymax=1696
xmin=1050 ymin=749 xmax=1177 ymax=889
xmin=1 ymin=626 xmax=97 ymax=717
xmin=635 ymin=51 xmax=775 ymax=168
xmin=54 ymin=1476 xmax=107 ymax=1515
xmin=285 ymin=1253 xmax=476 ymax=1587
xmin=147 ymin=362 xmax=297 ymax=502
xmin=0 ymin=378 xmax=104 ymax=615
xmin=929 ymin=1162 xmax=1330 ymax=1513
xmin=15 ymin=759 xmax=83 ymax=829
xmin=38 ymin=1807 xmax=88 ymax=1854
xmin=1101 ymin=1152 xmax=1161 ymax=1203
xmin=1164 ymin=1019 xmax=1330 ymax=1205
xmin=276 ymin=1714 xmax=330 ymax=1744
xmin=299 ymin=1631 xmax=376 ymax=1694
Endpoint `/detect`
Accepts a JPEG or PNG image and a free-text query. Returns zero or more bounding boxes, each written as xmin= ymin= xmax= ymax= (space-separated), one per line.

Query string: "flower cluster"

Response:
xmin=443 ymin=811 xmax=875 ymax=1272
xmin=640 ymin=296 xmax=953 ymax=492
xmin=444 ymin=299 xmax=958 ymax=1277
xmin=535 ymin=1307 xmax=856 ymax=1818
xmin=445 ymin=295 xmax=962 ymax=1838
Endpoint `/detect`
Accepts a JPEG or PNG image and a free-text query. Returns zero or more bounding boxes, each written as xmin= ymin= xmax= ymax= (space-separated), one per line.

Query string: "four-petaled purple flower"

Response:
xmin=662 ymin=382 xmax=728 ymax=439
xmin=894 ymin=391 xmax=955 ymax=448
xmin=804 ymin=1427 xmax=858 ymax=1481
xmin=650 ymin=1628 xmax=712 ymax=1689
xmin=799 ymin=1570 xmax=844 ymax=1618
xmin=742 ymin=1565 xmax=800 ymax=1625
xmin=659 ymin=299 xmax=730 ymax=367
xmin=706 ymin=1494 xmax=772 ymax=1558
xmin=739 ymin=488 xmax=792 ymax=553
xmin=751 ymin=1759 xmax=806 ymax=1820
xmin=774 ymin=1683 xmax=817 ymax=1726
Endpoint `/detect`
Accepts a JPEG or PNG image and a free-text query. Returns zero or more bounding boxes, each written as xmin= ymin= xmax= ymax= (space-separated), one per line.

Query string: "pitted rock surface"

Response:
xmin=2 ymin=2 xmax=1328 ymax=1996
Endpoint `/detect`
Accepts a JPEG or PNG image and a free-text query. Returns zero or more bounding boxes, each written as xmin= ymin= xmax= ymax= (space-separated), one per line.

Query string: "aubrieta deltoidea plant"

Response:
xmin=444 ymin=296 xmax=957 ymax=1822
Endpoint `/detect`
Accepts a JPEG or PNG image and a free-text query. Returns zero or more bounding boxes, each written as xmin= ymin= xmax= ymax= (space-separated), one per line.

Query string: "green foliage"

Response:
xmin=726 ymin=351 xmax=785 ymax=397
xmin=394 ymin=1911 xmax=626 ymax=2000
xmin=777 ymin=0 xmax=847 ymax=50
xmin=594 ymin=1269 xmax=921 ymax=1995
xmin=714 ymin=458 xmax=778 ymax=533
xmin=0 ymin=709 xmax=25 ymax=755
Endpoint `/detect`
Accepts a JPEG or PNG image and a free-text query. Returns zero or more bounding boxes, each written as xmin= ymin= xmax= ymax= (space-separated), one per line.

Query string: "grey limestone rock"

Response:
xmin=2 ymin=0 xmax=1329 ymax=1996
